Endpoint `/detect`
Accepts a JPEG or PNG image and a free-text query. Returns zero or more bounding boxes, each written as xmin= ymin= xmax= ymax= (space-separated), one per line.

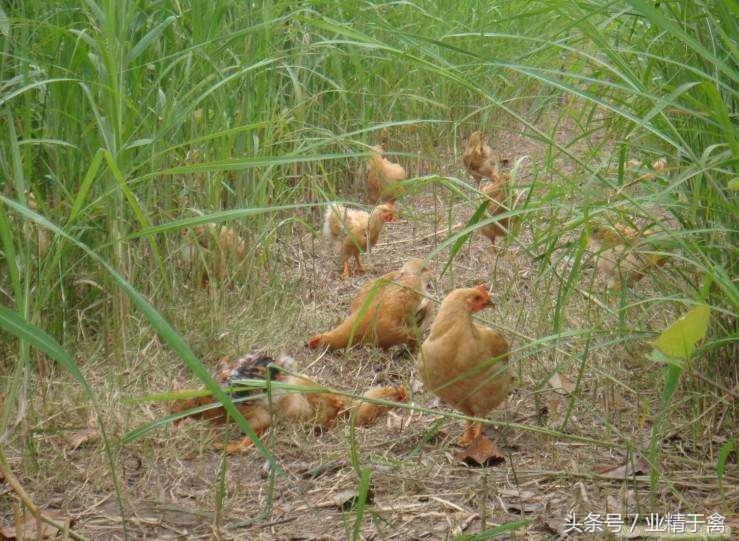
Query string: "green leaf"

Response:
xmin=717 ymin=439 xmax=735 ymax=503
xmin=647 ymin=348 xmax=684 ymax=369
xmin=0 ymin=3 xmax=9 ymax=37
xmin=652 ymin=304 xmax=710 ymax=360
xmin=351 ymin=468 xmax=372 ymax=541
xmin=127 ymin=15 xmax=177 ymax=64
xmin=728 ymin=178 xmax=739 ymax=190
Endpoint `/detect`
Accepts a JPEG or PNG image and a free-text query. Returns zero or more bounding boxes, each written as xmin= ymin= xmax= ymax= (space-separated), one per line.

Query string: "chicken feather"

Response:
xmin=169 ymin=352 xmax=407 ymax=453
xmin=308 ymin=258 xmax=433 ymax=352
xmin=322 ymin=202 xmax=396 ymax=278
xmin=417 ymin=285 xmax=513 ymax=446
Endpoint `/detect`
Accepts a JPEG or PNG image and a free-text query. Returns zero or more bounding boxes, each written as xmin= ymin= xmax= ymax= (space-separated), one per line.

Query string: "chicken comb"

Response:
xmin=474 ymin=283 xmax=491 ymax=295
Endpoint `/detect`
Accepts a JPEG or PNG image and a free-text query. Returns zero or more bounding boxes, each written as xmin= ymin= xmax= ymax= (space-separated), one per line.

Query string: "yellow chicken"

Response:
xmin=182 ymin=224 xmax=248 ymax=287
xmin=308 ymin=258 xmax=433 ymax=352
xmin=588 ymin=222 xmax=666 ymax=291
xmin=417 ymin=285 xmax=513 ymax=446
xmin=479 ymin=171 xmax=513 ymax=252
xmin=322 ymin=202 xmax=396 ymax=278
xmin=170 ymin=352 xmax=408 ymax=454
xmin=366 ymin=145 xmax=407 ymax=202
xmin=462 ymin=131 xmax=496 ymax=186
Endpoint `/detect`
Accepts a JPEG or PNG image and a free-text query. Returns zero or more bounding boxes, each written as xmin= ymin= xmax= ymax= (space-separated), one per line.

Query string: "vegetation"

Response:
xmin=1 ymin=0 xmax=735 ymax=538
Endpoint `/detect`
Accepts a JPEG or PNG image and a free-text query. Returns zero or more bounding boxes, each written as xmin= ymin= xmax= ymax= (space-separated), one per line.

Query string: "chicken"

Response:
xmin=590 ymin=222 xmax=642 ymax=248
xmin=322 ymin=202 xmax=396 ymax=278
xmin=417 ymin=285 xmax=513 ymax=446
xmin=479 ymin=171 xmax=513 ymax=252
xmin=182 ymin=223 xmax=247 ymax=287
xmin=308 ymin=258 xmax=433 ymax=352
xmin=587 ymin=223 xmax=666 ymax=291
xmin=366 ymin=145 xmax=407 ymax=202
xmin=170 ymin=352 xmax=408 ymax=453
xmin=462 ymin=131 xmax=496 ymax=185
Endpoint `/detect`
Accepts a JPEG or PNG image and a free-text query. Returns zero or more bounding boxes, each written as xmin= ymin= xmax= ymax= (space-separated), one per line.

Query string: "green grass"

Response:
xmin=0 ymin=0 xmax=736 ymax=537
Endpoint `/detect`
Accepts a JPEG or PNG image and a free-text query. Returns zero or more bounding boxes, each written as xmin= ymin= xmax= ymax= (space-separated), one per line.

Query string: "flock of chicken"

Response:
xmin=174 ymin=130 xmax=665 ymax=455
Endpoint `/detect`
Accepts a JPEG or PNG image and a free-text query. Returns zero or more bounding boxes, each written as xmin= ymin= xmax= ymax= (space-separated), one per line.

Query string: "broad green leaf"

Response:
xmin=647 ymin=348 xmax=684 ymax=369
xmin=652 ymin=304 xmax=710 ymax=360
xmin=728 ymin=178 xmax=739 ymax=190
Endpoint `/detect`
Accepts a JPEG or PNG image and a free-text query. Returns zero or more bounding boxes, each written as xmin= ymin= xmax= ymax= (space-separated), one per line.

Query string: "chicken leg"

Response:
xmin=341 ymin=257 xmax=352 ymax=279
xmin=353 ymin=253 xmax=365 ymax=274
xmin=459 ymin=420 xmax=484 ymax=446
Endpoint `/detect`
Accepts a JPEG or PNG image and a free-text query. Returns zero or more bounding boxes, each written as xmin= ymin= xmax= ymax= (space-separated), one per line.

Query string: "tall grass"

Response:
xmin=1 ymin=0 xmax=736 ymax=530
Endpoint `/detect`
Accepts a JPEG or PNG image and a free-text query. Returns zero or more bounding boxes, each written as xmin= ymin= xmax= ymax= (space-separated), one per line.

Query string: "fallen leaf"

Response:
xmin=593 ymin=455 xmax=649 ymax=479
xmin=332 ymin=488 xmax=374 ymax=511
xmin=454 ymin=435 xmax=505 ymax=467
xmin=547 ymin=372 xmax=575 ymax=394
xmin=66 ymin=427 xmax=100 ymax=450
xmin=0 ymin=511 xmax=72 ymax=540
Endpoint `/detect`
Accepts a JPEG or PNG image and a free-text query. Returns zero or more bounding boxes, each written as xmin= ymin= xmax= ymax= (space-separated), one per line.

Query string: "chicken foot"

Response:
xmin=353 ymin=253 xmax=365 ymax=274
xmin=341 ymin=257 xmax=352 ymax=279
xmin=340 ymin=254 xmax=365 ymax=278
xmin=458 ymin=420 xmax=484 ymax=446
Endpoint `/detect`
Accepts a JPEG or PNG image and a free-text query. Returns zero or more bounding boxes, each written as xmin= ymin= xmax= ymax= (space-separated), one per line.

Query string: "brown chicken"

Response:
xmin=308 ymin=258 xmax=433 ymax=352
xmin=366 ymin=145 xmax=407 ymax=202
xmin=170 ymin=352 xmax=408 ymax=453
xmin=417 ymin=285 xmax=513 ymax=446
xmin=462 ymin=131 xmax=496 ymax=185
xmin=588 ymin=223 xmax=666 ymax=291
xmin=479 ymin=171 xmax=513 ymax=252
xmin=182 ymin=223 xmax=247 ymax=287
xmin=322 ymin=202 xmax=396 ymax=278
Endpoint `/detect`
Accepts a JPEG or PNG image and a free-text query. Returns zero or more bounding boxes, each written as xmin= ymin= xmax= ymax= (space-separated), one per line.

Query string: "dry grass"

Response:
xmin=2 ymin=120 xmax=735 ymax=540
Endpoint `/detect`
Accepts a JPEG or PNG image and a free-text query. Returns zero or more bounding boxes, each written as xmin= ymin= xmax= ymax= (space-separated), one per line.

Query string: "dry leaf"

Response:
xmin=0 ymin=512 xmax=72 ymax=540
xmin=66 ymin=427 xmax=100 ymax=450
xmin=593 ymin=455 xmax=649 ymax=479
xmin=331 ymin=488 xmax=374 ymax=511
xmin=547 ymin=372 xmax=575 ymax=394
xmin=454 ymin=435 xmax=505 ymax=467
